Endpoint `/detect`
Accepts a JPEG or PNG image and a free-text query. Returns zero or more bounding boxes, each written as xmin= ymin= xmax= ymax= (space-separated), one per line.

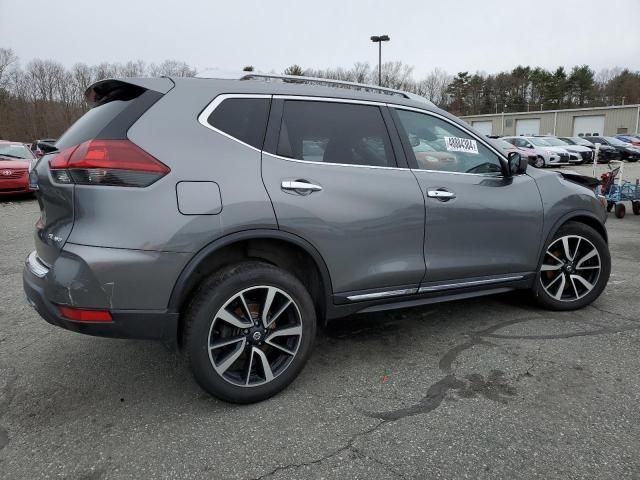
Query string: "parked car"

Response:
xmin=558 ymin=136 xmax=618 ymax=163
xmin=24 ymin=75 xmax=611 ymax=403
xmin=538 ymin=136 xmax=593 ymax=164
xmin=0 ymin=141 xmax=36 ymax=196
xmin=584 ymin=136 xmax=640 ymax=162
xmin=491 ymin=138 xmax=539 ymax=167
xmin=501 ymin=136 xmax=570 ymax=167
xmin=30 ymin=139 xmax=57 ymax=158
xmin=615 ymin=134 xmax=640 ymax=147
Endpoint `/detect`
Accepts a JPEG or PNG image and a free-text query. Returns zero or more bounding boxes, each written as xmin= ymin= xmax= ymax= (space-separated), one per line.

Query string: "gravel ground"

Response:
xmin=1 ymin=162 xmax=639 ymax=479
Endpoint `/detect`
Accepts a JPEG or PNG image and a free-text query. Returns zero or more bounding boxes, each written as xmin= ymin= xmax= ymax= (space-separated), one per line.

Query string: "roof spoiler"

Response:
xmin=85 ymin=77 xmax=175 ymax=107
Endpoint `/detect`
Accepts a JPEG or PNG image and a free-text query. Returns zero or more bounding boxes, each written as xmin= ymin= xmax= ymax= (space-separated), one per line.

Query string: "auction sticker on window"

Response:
xmin=444 ymin=136 xmax=478 ymax=154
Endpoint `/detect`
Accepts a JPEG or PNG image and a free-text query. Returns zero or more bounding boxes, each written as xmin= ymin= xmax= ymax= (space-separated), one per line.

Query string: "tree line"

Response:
xmin=1 ymin=47 xmax=639 ymax=142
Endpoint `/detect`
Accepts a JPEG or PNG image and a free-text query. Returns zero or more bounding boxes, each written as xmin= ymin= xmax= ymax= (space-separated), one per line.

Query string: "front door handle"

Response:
xmin=427 ymin=189 xmax=456 ymax=201
xmin=281 ymin=180 xmax=323 ymax=195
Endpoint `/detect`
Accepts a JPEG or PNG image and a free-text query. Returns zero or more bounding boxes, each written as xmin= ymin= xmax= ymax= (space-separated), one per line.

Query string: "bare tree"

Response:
xmin=0 ymin=48 xmax=18 ymax=89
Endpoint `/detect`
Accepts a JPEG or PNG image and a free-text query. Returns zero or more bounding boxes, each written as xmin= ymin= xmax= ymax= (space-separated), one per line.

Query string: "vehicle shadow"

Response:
xmin=0 ymin=193 xmax=36 ymax=204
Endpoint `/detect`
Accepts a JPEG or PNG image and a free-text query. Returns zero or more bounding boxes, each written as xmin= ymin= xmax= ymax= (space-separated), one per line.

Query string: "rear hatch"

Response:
xmin=32 ymin=78 xmax=174 ymax=266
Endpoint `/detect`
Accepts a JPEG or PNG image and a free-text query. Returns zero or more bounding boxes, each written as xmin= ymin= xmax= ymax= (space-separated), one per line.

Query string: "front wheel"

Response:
xmin=533 ymin=222 xmax=610 ymax=311
xmin=534 ymin=156 xmax=545 ymax=168
xmin=183 ymin=262 xmax=316 ymax=403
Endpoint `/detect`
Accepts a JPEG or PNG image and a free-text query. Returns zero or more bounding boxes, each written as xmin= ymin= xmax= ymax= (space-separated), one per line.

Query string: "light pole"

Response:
xmin=370 ymin=35 xmax=390 ymax=86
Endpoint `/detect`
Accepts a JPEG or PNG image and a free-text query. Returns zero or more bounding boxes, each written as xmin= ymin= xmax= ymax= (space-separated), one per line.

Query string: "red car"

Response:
xmin=0 ymin=141 xmax=37 ymax=196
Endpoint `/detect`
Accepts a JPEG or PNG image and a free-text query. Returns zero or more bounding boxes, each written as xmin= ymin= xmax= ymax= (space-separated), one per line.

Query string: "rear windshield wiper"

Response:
xmin=0 ymin=153 xmax=27 ymax=159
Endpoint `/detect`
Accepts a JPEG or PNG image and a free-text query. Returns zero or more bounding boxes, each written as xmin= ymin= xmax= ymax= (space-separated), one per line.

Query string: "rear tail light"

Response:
xmin=57 ymin=306 xmax=113 ymax=322
xmin=49 ymin=139 xmax=169 ymax=187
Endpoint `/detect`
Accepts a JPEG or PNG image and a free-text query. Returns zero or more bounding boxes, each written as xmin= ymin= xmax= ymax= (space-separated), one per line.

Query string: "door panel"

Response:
xmin=390 ymin=107 xmax=544 ymax=284
xmin=413 ymin=171 xmax=543 ymax=282
xmin=262 ymin=154 xmax=425 ymax=293
xmin=261 ymin=99 xmax=426 ymax=294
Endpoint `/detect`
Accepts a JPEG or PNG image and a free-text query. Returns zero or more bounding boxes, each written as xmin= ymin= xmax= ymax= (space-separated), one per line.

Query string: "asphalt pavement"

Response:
xmin=0 ymin=162 xmax=639 ymax=479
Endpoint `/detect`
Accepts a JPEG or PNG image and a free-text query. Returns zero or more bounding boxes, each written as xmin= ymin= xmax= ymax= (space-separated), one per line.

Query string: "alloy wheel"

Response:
xmin=207 ymin=286 xmax=303 ymax=387
xmin=540 ymin=235 xmax=601 ymax=302
xmin=535 ymin=156 xmax=545 ymax=168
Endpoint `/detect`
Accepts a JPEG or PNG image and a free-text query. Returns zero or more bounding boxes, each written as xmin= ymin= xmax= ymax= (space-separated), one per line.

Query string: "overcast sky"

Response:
xmin=2 ymin=0 xmax=639 ymax=77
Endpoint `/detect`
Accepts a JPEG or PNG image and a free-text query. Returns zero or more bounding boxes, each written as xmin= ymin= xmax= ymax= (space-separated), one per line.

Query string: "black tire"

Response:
xmin=606 ymin=201 xmax=614 ymax=213
xmin=533 ymin=221 xmax=610 ymax=311
xmin=633 ymin=201 xmax=640 ymax=215
xmin=615 ymin=203 xmax=626 ymax=218
xmin=535 ymin=156 xmax=545 ymax=168
xmin=183 ymin=261 xmax=317 ymax=403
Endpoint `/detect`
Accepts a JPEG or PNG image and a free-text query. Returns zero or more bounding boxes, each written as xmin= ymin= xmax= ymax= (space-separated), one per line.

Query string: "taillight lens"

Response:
xmin=49 ymin=140 xmax=169 ymax=187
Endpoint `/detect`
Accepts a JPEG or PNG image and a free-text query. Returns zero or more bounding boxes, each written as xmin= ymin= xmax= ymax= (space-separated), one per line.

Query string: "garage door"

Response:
xmin=573 ymin=115 xmax=605 ymax=137
xmin=472 ymin=120 xmax=493 ymax=136
xmin=515 ymin=118 xmax=540 ymax=136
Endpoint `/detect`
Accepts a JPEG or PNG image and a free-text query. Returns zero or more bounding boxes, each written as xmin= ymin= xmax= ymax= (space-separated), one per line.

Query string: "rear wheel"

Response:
xmin=615 ymin=203 xmax=626 ymax=218
xmin=534 ymin=156 xmax=545 ymax=168
xmin=184 ymin=262 xmax=316 ymax=403
xmin=534 ymin=222 xmax=610 ymax=311
xmin=633 ymin=201 xmax=640 ymax=215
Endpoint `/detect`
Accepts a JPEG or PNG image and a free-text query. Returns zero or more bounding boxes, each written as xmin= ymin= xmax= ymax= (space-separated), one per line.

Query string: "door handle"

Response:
xmin=427 ymin=189 xmax=456 ymax=201
xmin=281 ymin=180 xmax=323 ymax=194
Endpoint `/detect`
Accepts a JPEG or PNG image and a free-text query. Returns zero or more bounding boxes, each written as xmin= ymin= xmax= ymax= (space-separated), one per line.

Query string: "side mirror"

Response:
xmin=507 ymin=152 xmax=527 ymax=175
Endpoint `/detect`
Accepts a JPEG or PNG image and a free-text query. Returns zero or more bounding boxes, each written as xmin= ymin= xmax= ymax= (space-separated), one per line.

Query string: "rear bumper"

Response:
xmin=23 ymin=250 xmax=180 ymax=344
xmin=0 ymin=179 xmax=32 ymax=195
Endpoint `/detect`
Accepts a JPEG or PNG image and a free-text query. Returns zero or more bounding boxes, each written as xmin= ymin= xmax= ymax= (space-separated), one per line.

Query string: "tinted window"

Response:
xmin=276 ymin=101 xmax=395 ymax=167
xmin=57 ymin=99 xmax=134 ymax=149
xmin=208 ymin=98 xmax=270 ymax=149
xmin=395 ymin=109 xmax=502 ymax=174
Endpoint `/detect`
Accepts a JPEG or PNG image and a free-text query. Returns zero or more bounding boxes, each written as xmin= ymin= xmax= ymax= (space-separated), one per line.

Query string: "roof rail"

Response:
xmin=239 ymin=73 xmax=434 ymax=105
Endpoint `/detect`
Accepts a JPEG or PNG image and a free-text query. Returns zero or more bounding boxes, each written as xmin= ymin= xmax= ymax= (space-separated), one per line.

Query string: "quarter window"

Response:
xmin=394 ymin=109 xmax=503 ymax=175
xmin=276 ymin=101 xmax=396 ymax=167
xmin=207 ymin=98 xmax=271 ymax=149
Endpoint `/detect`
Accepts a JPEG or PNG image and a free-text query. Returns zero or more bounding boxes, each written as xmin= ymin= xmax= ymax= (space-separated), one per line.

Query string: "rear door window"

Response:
xmin=207 ymin=98 xmax=271 ymax=149
xmin=276 ymin=100 xmax=396 ymax=167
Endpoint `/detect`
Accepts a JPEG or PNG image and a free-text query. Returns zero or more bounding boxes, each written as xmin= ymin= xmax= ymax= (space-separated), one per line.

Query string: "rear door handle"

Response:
xmin=427 ymin=189 xmax=456 ymax=201
xmin=281 ymin=180 xmax=323 ymax=194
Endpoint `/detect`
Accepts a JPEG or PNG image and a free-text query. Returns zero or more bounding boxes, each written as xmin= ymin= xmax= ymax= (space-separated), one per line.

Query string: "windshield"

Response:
xmin=0 ymin=144 xmax=34 ymax=160
xmin=541 ymin=137 xmax=569 ymax=146
xmin=568 ymin=137 xmax=594 ymax=146
xmin=605 ymin=136 xmax=629 ymax=147
xmin=494 ymin=139 xmax=514 ymax=149
xmin=529 ymin=137 xmax=551 ymax=147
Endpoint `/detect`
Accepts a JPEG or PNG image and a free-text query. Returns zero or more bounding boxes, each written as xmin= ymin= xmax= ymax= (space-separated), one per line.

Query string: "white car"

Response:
xmin=539 ymin=136 xmax=593 ymax=164
xmin=502 ymin=136 xmax=571 ymax=167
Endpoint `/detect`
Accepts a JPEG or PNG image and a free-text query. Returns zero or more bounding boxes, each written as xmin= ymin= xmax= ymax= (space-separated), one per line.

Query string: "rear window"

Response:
xmin=207 ymin=98 xmax=271 ymax=149
xmin=56 ymin=99 xmax=136 ymax=150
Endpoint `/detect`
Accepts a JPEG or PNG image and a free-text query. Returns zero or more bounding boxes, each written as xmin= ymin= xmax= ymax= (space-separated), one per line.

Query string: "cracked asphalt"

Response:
xmin=1 ymin=162 xmax=639 ymax=479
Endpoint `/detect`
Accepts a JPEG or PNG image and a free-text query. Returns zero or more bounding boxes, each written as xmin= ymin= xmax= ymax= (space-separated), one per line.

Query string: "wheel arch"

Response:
xmin=168 ymin=229 xmax=334 ymax=340
xmin=539 ymin=211 xmax=608 ymax=265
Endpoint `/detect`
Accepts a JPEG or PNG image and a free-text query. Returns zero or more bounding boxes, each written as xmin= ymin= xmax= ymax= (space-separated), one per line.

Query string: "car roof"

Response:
xmin=169 ymin=76 xmax=445 ymax=115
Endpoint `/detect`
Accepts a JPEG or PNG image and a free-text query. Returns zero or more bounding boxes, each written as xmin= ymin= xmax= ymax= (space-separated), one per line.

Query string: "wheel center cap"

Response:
xmin=252 ymin=331 xmax=262 ymax=341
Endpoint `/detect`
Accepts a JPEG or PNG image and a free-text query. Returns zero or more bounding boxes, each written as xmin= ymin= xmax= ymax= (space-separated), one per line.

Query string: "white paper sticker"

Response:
xmin=444 ymin=136 xmax=478 ymax=154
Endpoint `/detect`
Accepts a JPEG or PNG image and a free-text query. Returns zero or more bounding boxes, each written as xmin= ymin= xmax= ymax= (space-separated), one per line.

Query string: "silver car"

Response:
xmin=24 ymin=74 xmax=611 ymax=403
xmin=502 ymin=136 xmax=572 ymax=166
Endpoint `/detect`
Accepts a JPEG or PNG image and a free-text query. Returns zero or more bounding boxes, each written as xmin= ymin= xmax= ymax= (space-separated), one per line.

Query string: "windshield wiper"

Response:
xmin=0 ymin=153 xmax=26 ymax=159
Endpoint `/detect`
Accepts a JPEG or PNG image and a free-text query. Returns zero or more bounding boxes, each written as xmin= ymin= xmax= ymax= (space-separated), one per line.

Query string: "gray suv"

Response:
xmin=23 ymin=74 xmax=611 ymax=403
